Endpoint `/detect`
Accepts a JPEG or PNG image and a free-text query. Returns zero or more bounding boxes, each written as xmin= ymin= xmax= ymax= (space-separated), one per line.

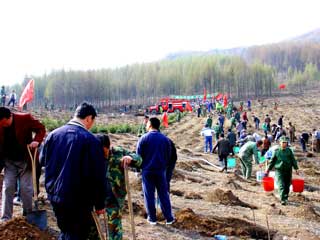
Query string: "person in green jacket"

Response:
xmin=206 ymin=115 xmax=213 ymax=128
xmin=95 ymin=134 xmax=142 ymax=240
xmin=213 ymin=122 xmax=222 ymax=141
xmin=137 ymin=115 xmax=149 ymax=137
xmin=265 ymin=136 xmax=299 ymax=205
xmin=238 ymin=140 xmax=263 ymax=179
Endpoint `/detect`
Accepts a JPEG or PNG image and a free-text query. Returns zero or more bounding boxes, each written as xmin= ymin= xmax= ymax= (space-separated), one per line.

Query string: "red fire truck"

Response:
xmin=149 ymin=98 xmax=192 ymax=114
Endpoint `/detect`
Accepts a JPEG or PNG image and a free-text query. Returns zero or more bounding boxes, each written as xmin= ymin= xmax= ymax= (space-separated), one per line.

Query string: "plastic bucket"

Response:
xmin=227 ymin=158 xmax=236 ymax=168
xmin=292 ymin=179 xmax=304 ymax=192
xmin=256 ymin=171 xmax=264 ymax=182
xmin=262 ymin=177 xmax=274 ymax=192
xmin=233 ymin=146 xmax=240 ymax=154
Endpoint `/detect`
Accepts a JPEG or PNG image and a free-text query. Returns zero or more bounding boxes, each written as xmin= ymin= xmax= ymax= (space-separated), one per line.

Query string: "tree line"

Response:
xmin=5 ymin=42 xmax=320 ymax=109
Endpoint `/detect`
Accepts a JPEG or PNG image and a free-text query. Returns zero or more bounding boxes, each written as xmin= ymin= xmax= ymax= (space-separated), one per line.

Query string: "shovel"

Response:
xmin=26 ymin=146 xmax=47 ymax=230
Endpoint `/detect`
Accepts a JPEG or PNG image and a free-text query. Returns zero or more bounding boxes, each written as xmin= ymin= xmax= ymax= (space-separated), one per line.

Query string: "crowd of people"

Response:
xmin=0 ymin=96 xmax=320 ymax=239
xmin=198 ymin=99 xmax=319 ymax=206
xmin=1 ymin=86 xmax=17 ymax=107
xmin=0 ymin=103 xmax=177 ymax=240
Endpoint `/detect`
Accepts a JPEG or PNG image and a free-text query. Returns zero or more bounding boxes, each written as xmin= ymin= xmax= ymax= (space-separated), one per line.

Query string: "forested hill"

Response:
xmin=289 ymin=28 xmax=320 ymax=43
xmin=11 ymin=28 xmax=320 ymax=108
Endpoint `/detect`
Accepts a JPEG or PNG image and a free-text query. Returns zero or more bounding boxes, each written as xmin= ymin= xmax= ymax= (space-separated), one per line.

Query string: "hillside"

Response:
xmin=165 ymin=27 xmax=320 ymax=60
xmin=289 ymin=28 xmax=320 ymax=43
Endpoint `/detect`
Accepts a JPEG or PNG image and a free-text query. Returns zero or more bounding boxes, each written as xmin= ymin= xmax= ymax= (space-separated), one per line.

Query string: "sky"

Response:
xmin=0 ymin=0 xmax=319 ymax=86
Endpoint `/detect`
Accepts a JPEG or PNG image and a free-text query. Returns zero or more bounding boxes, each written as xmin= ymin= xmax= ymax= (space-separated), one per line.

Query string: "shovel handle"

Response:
xmin=27 ymin=146 xmax=38 ymax=200
xmin=92 ymin=211 xmax=106 ymax=240
xmin=124 ymin=167 xmax=136 ymax=240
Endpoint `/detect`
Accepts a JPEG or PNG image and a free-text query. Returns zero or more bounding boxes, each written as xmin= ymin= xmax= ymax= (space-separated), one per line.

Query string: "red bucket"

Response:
xmin=263 ymin=177 xmax=274 ymax=192
xmin=292 ymin=179 xmax=304 ymax=192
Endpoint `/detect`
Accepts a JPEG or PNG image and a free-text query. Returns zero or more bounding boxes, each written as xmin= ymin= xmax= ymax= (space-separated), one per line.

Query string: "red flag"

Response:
xmin=185 ymin=102 xmax=193 ymax=111
xmin=278 ymin=84 xmax=286 ymax=90
xmin=215 ymin=93 xmax=223 ymax=101
xmin=19 ymin=79 xmax=35 ymax=108
xmin=162 ymin=112 xmax=169 ymax=128
xmin=223 ymin=94 xmax=228 ymax=108
xmin=203 ymin=88 xmax=207 ymax=101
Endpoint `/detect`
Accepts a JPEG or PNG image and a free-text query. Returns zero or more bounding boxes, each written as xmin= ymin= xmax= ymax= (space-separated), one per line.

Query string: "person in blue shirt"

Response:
xmin=136 ymin=117 xmax=174 ymax=225
xmin=41 ymin=102 xmax=108 ymax=240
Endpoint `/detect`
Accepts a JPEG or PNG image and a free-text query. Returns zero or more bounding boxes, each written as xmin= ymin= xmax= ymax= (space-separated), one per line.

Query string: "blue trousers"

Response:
xmin=204 ymin=136 xmax=213 ymax=153
xmin=142 ymin=170 xmax=174 ymax=222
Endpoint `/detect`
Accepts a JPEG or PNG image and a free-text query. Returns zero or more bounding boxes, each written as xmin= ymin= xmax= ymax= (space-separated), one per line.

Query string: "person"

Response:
xmin=299 ymin=131 xmax=310 ymax=152
xmin=206 ymin=115 xmax=213 ymax=128
xmin=95 ymin=134 xmax=142 ymax=240
xmin=41 ymin=102 xmax=108 ymax=239
xmin=242 ymin=111 xmax=248 ymax=122
xmin=236 ymin=121 xmax=244 ymax=138
xmin=314 ymin=128 xmax=320 ymax=153
xmin=234 ymin=110 xmax=240 ymax=123
xmin=213 ymin=122 xmax=222 ymax=141
xmin=261 ymin=135 xmax=271 ymax=156
xmin=238 ymin=140 xmax=263 ymax=179
xmin=253 ymin=115 xmax=260 ymax=130
xmin=218 ymin=113 xmax=225 ymax=128
xmin=212 ymin=133 xmax=231 ymax=172
xmin=7 ymin=90 xmax=17 ymax=107
xmin=1 ymin=86 xmax=6 ymax=107
xmin=278 ymin=115 xmax=284 ymax=128
xmin=264 ymin=114 xmax=271 ymax=132
xmin=137 ymin=115 xmax=149 ymax=137
xmin=227 ymin=129 xmax=237 ymax=155
xmin=200 ymin=124 xmax=214 ymax=153
xmin=0 ymin=107 xmax=46 ymax=222
xmin=197 ymin=105 xmax=201 ymax=118
xmin=136 ymin=117 xmax=174 ymax=225
xmin=176 ymin=110 xmax=181 ymax=122
xmin=239 ymin=101 xmax=244 ymax=112
xmin=265 ymin=136 xmax=299 ymax=205
xmin=288 ymin=122 xmax=296 ymax=143
xmin=247 ymin=99 xmax=251 ymax=111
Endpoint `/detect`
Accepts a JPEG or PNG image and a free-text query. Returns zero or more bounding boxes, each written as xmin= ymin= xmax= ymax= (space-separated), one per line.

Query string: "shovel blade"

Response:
xmin=26 ymin=210 xmax=47 ymax=230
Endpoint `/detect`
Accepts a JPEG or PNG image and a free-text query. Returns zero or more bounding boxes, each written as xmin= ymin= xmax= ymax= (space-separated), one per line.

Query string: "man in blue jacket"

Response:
xmin=41 ymin=102 xmax=108 ymax=240
xmin=136 ymin=117 xmax=174 ymax=225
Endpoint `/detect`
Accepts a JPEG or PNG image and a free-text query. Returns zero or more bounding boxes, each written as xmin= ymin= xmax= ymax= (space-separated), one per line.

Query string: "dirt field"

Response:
xmin=1 ymin=91 xmax=320 ymax=239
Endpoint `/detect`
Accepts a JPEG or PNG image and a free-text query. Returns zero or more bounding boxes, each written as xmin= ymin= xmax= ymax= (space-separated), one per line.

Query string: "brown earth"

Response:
xmin=1 ymin=90 xmax=320 ymax=239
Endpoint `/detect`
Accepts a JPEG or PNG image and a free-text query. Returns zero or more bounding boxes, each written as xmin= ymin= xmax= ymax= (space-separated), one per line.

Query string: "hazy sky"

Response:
xmin=0 ymin=0 xmax=319 ymax=86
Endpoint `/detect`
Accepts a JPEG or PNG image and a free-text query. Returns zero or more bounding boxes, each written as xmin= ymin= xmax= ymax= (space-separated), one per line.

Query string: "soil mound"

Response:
xmin=176 ymin=161 xmax=194 ymax=171
xmin=206 ymin=188 xmax=257 ymax=209
xmin=291 ymin=205 xmax=320 ymax=221
xmin=0 ymin=217 xmax=55 ymax=240
xmin=174 ymin=208 xmax=274 ymax=239
xmin=171 ymin=189 xmax=184 ymax=197
xmin=184 ymin=192 xmax=203 ymax=200
xmin=179 ymin=148 xmax=193 ymax=155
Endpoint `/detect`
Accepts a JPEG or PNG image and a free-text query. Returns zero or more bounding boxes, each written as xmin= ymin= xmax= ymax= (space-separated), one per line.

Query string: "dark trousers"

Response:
xmin=300 ymin=139 xmax=307 ymax=152
xmin=142 ymin=170 xmax=174 ymax=222
xmin=7 ymin=99 xmax=15 ymax=107
xmin=219 ymin=154 xmax=228 ymax=169
xmin=52 ymin=203 xmax=97 ymax=240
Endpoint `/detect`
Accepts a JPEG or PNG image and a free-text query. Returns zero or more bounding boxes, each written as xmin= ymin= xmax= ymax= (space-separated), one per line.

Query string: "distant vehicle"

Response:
xmin=149 ymin=98 xmax=192 ymax=114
